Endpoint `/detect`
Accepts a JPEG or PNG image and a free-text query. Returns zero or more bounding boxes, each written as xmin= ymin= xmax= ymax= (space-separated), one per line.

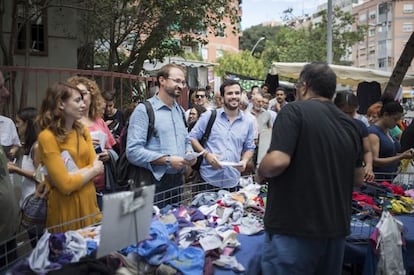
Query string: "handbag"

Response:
xmin=21 ymin=166 xmax=48 ymax=235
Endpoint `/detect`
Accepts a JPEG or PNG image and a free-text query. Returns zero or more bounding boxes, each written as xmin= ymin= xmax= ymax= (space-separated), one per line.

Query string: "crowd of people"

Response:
xmin=0 ymin=62 xmax=413 ymax=273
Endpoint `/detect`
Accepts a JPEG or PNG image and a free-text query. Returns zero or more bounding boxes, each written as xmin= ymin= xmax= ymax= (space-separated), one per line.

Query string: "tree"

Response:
xmin=239 ymin=25 xmax=281 ymax=56
xmin=79 ymin=0 xmax=241 ymax=74
xmin=0 ymin=0 xmax=240 ymax=113
xmin=215 ymin=50 xmax=266 ymax=80
xmin=258 ymin=7 xmax=366 ymax=70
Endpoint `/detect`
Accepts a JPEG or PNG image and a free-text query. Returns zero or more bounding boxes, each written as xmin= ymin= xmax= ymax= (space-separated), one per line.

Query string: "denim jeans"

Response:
xmin=261 ymin=232 xmax=345 ymax=275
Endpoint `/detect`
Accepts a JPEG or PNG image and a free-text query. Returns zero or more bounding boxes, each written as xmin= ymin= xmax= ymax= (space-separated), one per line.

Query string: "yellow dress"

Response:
xmin=38 ymin=127 xmax=102 ymax=233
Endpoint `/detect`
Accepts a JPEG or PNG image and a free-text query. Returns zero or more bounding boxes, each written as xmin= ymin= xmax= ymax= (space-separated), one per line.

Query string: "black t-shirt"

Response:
xmin=264 ymin=100 xmax=363 ymax=238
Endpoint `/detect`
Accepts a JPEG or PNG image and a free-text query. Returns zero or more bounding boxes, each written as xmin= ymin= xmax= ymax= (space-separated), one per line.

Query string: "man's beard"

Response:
xmin=224 ymin=100 xmax=239 ymax=111
xmin=165 ymin=86 xmax=181 ymax=98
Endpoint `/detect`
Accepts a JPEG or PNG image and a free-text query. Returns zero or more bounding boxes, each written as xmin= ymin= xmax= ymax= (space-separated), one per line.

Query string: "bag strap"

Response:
xmin=179 ymin=105 xmax=188 ymax=128
xmin=200 ymin=109 xmax=217 ymax=146
xmin=142 ymin=101 xmax=155 ymax=143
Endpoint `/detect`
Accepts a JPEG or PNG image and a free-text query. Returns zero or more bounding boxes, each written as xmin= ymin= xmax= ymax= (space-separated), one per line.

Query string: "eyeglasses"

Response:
xmin=167 ymin=77 xmax=187 ymax=87
xmin=195 ymin=94 xmax=205 ymax=99
xmin=294 ymin=81 xmax=303 ymax=89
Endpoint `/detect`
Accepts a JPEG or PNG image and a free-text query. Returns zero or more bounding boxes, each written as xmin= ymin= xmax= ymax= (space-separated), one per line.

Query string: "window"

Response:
xmin=403 ymin=23 xmax=413 ymax=32
xmin=216 ymin=49 xmax=223 ymax=59
xmin=182 ymin=46 xmax=193 ymax=54
xmin=403 ymin=4 xmax=413 ymax=13
xmin=378 ymin=3 xmax=389 ymax=16
xmin=369 ymin=11 xmax=376 ymax=19
xmin=201 ymin=47 xmax=208 ymax=60
xmin=215 ymin=26 xmax=226 ymax=38
xmin=387 ymin=56 xmax=393 ymax=67
xmin=378 ymin=58 xmax=386 ymax=68
xmin=369 ymin=28 xmax=376 ymax=37
xmin=16 ymin=2 xmax=47 ymax=55
xmin=378 ymin=40 xmax=386 ymax=53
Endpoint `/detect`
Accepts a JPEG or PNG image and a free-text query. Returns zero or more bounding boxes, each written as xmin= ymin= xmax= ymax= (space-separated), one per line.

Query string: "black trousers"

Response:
xmin=152 ymin=173 xmax=184 ymax=209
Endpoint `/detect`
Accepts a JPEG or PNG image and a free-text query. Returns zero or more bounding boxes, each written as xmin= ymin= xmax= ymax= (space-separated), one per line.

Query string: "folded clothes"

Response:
xmin=213 ymin=255 xmax=245 ymax=272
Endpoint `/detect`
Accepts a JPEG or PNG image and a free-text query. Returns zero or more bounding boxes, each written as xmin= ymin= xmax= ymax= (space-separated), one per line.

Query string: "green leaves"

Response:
xmin=215 ymin=51 xmax=266 ymax=80
xmin=241 ymin=7 xmax=366 ymax=66
xmin=78 ymin=0 xmax=240 ymax=73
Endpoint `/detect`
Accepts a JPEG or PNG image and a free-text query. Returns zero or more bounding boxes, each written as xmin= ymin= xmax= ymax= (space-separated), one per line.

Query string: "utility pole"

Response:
xmin=327 ymin=0 xmax=333 ymax=64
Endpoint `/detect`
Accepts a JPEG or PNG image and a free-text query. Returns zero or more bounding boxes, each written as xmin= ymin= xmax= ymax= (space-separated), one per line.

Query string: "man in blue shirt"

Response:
xmin=126 ymin=64 xmax=195 ymax=206
xmin=188 ymin=79 xmax=256 ymax=189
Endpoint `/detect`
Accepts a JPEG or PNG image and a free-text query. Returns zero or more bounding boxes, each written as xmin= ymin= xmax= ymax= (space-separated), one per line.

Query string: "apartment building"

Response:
xmin=352 ymin=0 xmax=414 ymax=75
xmin=182 ymin=1 xmax=241 ymax=63
xmin=201 ymin=16 xmax=240 ymax=62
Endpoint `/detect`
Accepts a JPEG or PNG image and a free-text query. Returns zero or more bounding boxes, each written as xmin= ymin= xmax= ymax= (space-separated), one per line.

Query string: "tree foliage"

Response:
xmin=78 ymin=0 xmax=240 ymax=74
xmin=239 ymin=25 xmax=281 ymax=56
xmin=242 ymin=7 xmax=367 ymax=71
xmin=215 ymin=50 xmax=266 ymax=80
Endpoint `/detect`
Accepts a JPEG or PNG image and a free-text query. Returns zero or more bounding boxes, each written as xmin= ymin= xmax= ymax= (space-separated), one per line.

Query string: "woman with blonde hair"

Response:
xmin=67 ymin=76 xmax=116 ymax=210
xmin=37 ymin=82 xmax=104 ymax=232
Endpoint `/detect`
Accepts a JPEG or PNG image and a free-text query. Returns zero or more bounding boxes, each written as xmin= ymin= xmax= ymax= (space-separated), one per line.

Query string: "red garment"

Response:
xmin=352 ymin=191 xmax=375 ymax=205
xmin=88 ymin=118 xmax=116 ymax=191
xmin=380 ymin=181 xmax=405 ymax=195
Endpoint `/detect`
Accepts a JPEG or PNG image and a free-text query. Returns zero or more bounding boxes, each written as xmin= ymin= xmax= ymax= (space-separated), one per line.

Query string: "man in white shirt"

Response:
xmin=268 ymin=87 xmax=288 ymax=113
xmin=262 ymin=93 xmax=277 ymax=123
xmin=0 ymin=116 xmax=20 ymax=161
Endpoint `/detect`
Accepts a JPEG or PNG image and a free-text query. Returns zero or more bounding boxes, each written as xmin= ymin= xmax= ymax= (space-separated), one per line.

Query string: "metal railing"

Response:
xmin=0 ymin=66 xmax=191 ymax=117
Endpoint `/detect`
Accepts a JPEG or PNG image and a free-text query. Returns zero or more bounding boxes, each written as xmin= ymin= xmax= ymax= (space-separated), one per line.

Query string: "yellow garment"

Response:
xmin=400 ymin=159 xmax=411 ymax=172
xmin=38 ymin=128 xmax=102 ymax=233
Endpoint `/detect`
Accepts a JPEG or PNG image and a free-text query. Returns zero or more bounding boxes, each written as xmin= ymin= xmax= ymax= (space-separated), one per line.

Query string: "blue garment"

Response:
xmin=166 ymin=246 xmax=205 ymax=275
xmin=126 ymin=96 xmax=192 ymax=181
xmin=138 ymin=221 xmax=178 ymax=265
xmin=188 ymin=108 xmax=256 ymax=188
xmin=368 ymin=125 xmax=401 ymax=175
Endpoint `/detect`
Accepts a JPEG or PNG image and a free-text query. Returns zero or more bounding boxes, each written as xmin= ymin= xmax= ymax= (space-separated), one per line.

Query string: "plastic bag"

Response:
xmin=374 ymin=211 xmax=405 ymax=275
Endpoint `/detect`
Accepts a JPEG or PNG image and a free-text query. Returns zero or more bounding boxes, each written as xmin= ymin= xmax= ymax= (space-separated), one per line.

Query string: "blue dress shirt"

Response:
xmin=188 ymin=108 xmax=256 ymax=188
xmin=126 ymin=96 xmax=192 ymax=181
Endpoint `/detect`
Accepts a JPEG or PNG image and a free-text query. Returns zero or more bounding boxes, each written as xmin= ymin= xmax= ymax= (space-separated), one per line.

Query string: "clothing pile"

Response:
xmin=352 ymin=180 xmax=414 ymax=220
xmin=8 ymin=181 xmax=266 ymax=275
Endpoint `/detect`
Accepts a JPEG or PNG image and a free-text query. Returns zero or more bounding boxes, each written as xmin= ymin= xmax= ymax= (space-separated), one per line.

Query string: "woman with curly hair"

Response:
xmin=37 ymin=82 xmax=104 ymax=232
xmin=67 ymin=76 xmax=116 ymax=210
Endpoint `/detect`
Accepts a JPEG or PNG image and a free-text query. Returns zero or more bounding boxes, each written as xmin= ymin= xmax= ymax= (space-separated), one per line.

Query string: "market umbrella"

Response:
xmin=270 ymin=62 xmax=414 ymax=87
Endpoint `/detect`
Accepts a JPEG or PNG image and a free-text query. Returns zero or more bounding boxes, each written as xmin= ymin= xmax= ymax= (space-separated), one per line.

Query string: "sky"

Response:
xmin=241 ymin=0 xmax=327 ymax=30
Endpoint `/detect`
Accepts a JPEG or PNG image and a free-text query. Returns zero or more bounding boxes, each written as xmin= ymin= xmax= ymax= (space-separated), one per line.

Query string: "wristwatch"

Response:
xmin=165 ymin=155 xmax=171 ymax=168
